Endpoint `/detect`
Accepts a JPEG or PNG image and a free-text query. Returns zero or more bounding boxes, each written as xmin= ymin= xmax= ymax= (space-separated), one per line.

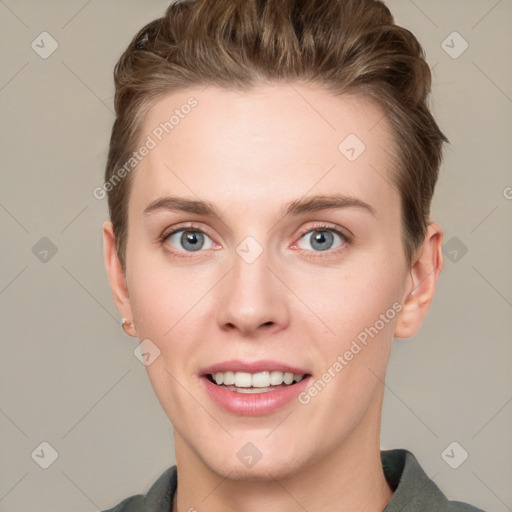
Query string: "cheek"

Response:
xmin=126 ymin=253 xmax=221 ymax=373
xmin=292 ymin=258 xmax=403 ymax=345
xmin=295 ymin=267 xmax=400 ymax=419
xmin=127 ymin=271 xmax=174 ymax=340
xmin=125 ymin=259 xmax=212 ymax=416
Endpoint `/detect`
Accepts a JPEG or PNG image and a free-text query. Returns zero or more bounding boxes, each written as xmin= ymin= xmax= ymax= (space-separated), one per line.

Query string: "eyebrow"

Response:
xmin=143 ymin=193 xmax=376 ymax=218
xmin=283 ymin=194 xmax=376 ymax=218
xmin=143 ymin=196 xmax=219 ymax=216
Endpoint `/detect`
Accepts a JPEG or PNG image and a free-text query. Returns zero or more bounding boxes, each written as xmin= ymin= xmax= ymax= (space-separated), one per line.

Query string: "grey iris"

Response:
xmin=310 ymin=230 xmax=334 ymax=251
xmin=181 ymin=231 xmax=204 ymax=251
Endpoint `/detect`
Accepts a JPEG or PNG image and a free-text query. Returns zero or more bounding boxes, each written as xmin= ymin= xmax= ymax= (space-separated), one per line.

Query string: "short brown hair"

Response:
xmin=105 ymin=0 xmax=448 ymax=273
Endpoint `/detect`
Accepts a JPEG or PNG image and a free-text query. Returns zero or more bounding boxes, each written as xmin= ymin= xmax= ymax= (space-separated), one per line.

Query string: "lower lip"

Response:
xmin=201 ymin=375 xmax=311 ymax=416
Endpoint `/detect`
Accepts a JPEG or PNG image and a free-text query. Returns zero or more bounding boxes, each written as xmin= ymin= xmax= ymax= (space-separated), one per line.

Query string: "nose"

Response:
xmin=215 ymin=246 xmax=290 ymax=337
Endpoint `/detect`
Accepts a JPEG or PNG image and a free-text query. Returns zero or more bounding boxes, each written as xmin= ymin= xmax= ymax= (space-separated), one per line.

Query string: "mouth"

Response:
xmin=205 ymin=370 xmax=311 ymax=394
xmin=200 ymin=362 xmax=313 ymax=415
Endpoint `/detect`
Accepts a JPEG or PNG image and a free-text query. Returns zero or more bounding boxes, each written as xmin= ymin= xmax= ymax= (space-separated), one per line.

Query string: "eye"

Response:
xmin=296 ymin=227 xmax=347 ymax=252
xmin=165 ymin=229 xmax=215 ymax=252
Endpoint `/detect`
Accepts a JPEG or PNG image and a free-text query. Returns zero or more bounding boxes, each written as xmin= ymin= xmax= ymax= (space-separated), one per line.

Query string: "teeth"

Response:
xmin=212 ymin=371 xmax=305 ymax=388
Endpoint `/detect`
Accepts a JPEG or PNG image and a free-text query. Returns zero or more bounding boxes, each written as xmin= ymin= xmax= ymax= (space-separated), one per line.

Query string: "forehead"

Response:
xmin=130 ymin=83 xmax=398 ymax=219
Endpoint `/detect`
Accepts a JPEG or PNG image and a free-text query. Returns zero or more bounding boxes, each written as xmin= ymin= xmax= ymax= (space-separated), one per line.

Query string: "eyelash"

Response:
xmin=294 ymin=223 xmax=351 ymax=257
xmin=159 ymin=222 xmax=212 ymax=259
xmin=159 ymin=222 xmax=352 ymax=258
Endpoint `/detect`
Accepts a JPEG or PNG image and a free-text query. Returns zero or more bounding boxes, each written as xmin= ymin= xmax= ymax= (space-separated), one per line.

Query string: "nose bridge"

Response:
xmin=216 ymin=240 xmax=288 ymax=334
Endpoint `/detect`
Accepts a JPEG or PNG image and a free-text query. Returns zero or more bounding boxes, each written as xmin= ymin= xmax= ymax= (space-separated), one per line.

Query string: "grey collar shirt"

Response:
xmin=102 ymin=449 xmax=487 ymax=511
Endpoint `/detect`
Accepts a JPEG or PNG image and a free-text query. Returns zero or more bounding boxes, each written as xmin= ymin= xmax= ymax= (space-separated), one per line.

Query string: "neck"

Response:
xmin=172 ymin=389 xmax=393 ymax=512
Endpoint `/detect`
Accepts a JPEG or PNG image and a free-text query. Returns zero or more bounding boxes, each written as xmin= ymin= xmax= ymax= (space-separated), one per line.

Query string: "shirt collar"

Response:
xmin=143 ymin=449 xmax=456 ymax=511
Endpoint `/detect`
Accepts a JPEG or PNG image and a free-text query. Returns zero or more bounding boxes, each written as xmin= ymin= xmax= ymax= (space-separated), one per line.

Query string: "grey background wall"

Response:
xmin=0 ymin=1 xmax=511 ymax=511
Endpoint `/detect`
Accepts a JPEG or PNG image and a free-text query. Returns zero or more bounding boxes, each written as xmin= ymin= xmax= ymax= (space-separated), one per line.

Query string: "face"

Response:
xmin=109 ymin=83 xmax=420 ymax=480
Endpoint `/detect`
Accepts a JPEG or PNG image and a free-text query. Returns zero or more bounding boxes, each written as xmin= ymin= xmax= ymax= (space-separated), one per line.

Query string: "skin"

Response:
xmin=103 ymin=83 xmax=443 ymax=512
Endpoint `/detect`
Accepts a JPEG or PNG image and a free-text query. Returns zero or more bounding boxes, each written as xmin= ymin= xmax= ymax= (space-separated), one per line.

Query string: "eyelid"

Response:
xmin=294 ymin=222 xmax=352 ymax=243
xmin=290 ymin=223 xmax=352 ymax=256
xmin=159 ymin=221 xmax=352 ymax=256
xmin=160 ymin=222 xmax=219 ymax=249
xmin=161 ymin=221 xmax=212 ymax=238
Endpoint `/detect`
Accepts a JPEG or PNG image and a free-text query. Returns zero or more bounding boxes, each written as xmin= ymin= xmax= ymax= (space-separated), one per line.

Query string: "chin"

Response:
xmin=213 ymin=461 xmax=299 ymax=482
xmin=203 ymin=448 xmax=307 ymax=482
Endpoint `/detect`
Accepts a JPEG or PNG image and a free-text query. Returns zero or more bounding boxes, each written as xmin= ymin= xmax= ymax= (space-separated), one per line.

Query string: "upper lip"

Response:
xmin=201 ymin=360 xmax=310 ymax=376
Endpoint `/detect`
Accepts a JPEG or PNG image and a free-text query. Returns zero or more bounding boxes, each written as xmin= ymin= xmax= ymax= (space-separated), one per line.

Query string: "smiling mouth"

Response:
xmin=206 ymin=371 xmax=311 ymax=393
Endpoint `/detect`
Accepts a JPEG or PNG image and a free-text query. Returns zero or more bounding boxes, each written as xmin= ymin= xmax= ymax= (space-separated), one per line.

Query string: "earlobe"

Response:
xmin=102 ymin=220 xmax=137 ymax=337
xmin=394 ymin=223 xmax=444 ymax=339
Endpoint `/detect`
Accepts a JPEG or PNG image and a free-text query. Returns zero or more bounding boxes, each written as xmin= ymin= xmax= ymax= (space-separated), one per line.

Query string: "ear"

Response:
xmin=394 ymin=222 xmax=444 ymax=339
xmin=102 ymin=220 xmax=137 ymax=337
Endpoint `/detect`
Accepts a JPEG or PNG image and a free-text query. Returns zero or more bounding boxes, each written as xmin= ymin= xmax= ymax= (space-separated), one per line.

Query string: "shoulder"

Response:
xmin=101 ymin=466 xmax=177 ymax=512
xmin=449 ymin=501 xmax=487 ymax=511
xmin=381 ymin=449 xmax=488 ymax=512
xmin=102 ymin=495 xmax=145 ymax=512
